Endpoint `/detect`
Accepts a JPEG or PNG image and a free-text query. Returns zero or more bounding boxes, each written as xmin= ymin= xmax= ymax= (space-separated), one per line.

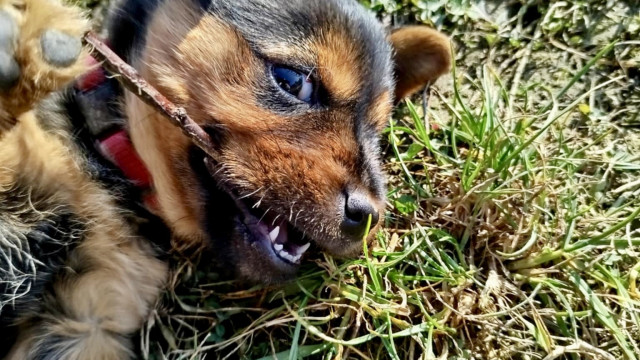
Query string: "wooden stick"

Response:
xmin=83 ymin=32 xmax=218 ymax=159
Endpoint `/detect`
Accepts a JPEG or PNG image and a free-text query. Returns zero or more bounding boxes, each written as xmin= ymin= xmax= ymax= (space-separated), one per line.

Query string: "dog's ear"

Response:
xmin=389 ymin=26 xmax=451 ymax=102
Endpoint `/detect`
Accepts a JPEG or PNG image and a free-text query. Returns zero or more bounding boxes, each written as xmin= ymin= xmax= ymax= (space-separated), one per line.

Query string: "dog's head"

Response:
xmin=109 ymin=0 xmax=450 ymax=283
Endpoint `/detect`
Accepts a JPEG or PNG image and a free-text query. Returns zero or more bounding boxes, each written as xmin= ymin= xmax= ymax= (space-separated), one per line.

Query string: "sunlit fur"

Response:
xmin=0 ymin=0 xmax=450 ymax=357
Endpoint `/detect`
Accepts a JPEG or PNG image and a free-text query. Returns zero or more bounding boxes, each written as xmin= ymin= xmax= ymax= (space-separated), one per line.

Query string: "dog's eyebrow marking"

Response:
xmin=312 ymin=30 xmax=362 ymax=101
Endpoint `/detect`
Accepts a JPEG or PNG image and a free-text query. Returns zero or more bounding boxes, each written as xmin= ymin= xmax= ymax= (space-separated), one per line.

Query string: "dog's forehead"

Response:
xmin=205 ymin=0 xmax=383 ymax=42
xmin=205 ymin=1 xmax=375 ymax=37
xmin=205 ymin=0 xmax=393 ymax=96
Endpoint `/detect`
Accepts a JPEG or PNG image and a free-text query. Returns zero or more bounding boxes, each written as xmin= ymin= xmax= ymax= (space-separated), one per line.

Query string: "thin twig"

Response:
xmin=83 ymin=32 xmax=218 ymax=160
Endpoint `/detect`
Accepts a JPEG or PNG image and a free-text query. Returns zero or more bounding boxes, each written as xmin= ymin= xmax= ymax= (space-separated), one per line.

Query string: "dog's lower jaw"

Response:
xmin=196 ymin=156 xmax=379 ymax=284
xmin=212 ymin=213 xmax=373 ymax=284
xmin=228 ymin=218 xmax=299 ymax=284
xmin=321 ymin=238 xmax=368 ymax=259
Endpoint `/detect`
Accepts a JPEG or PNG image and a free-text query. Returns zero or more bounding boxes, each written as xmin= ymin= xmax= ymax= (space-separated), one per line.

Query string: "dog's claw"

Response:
xmin=41 ymin=29 xmax=81 ymax=68
xmin=0 ymin=51 xmax=19 ymax=90
xmin=0 ymin=10 xmax=17 ymax=50
xmin=0 ymin=10 xmax=19 ymax=90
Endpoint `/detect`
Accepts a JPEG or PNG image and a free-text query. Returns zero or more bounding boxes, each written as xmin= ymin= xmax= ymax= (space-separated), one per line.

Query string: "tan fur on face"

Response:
xmin=313 ymin=30 xmax=363 ymax=101
xmin=369 ymin=90 xmax=393 ymax=131
xmin=126 ymin=1 xmax=385 ymax=255
xmin=125 ymin=0 xmax=253 ymax=243
xmin=125 ymin=3 xmax=452 ymax=273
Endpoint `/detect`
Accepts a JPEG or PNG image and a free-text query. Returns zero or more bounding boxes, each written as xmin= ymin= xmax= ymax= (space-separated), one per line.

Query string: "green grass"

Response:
xmin=76 ymin=0 xmax=640 ymax=358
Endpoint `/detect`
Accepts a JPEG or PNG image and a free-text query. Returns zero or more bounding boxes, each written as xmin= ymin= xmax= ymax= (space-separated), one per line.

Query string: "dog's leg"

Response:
xmin=2 ymin=110 xmax=168 ymax=359
xmin=0 ymin=1 xmax=168 ymax=358
xmin=5 ymin=194 xmax=168 ymax=359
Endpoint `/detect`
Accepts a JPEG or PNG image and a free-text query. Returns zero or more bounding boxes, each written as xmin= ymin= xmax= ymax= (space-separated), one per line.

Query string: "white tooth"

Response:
xmin=279 ymin=250 xmax=294 ymax=262
xmin=297 ymin=243 xmax=311 ymax=255
xmin=274 ymin=243 xmax=284 ymax=251
xmin=292 ymin=255 xmax=301 ymax=263
xmin=269 ymin=226 xmax=280 ymax=242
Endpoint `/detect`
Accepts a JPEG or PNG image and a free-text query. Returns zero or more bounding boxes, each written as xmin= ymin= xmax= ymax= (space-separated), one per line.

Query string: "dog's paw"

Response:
xmin=0 ymin=0 xmax=88 ymax=117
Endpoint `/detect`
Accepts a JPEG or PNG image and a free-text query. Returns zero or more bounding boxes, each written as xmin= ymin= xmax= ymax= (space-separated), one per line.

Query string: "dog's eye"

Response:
xmin=272 ymin=66 xmax=314 ymax=103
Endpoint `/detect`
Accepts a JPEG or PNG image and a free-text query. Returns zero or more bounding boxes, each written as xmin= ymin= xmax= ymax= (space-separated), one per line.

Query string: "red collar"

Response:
xmin=98 ymin=130 xmax=159 ymax=212
xmin=76 ymin=54 xmax=159 ymax=212
xmin=97 ymin=130 xmax=153 ymax=188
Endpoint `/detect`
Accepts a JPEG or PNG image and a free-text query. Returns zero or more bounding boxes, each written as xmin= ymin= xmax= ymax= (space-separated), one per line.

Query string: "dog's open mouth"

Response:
xmin=204 ymin=158 xmax=311 ymax=267
xmin=240 ymin=206 xmax=311 ymax=265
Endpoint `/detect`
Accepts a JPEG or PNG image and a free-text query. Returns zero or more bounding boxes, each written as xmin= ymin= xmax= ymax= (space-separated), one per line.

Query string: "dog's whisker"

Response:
xmin=238 ymin=187 xmax=263 ymax=200
xmin=257 ymin=207 xmax=272 ymax=224
xmin=252 ymin=190 xmax=269 ymax=209
xmin=294 ymin=209 xmax=304 ymax=227
xmin=288 ymin=202 xmax=296 ymax=222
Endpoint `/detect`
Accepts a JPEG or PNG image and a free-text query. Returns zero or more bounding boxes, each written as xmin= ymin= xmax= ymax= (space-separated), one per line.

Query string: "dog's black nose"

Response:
xmin=342 ymin=190 xmax=380 ymax=238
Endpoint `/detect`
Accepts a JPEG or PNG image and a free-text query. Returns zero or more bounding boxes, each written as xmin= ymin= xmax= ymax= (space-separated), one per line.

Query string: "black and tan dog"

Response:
xmin=0 ymin=0 xmax=450 ymax=358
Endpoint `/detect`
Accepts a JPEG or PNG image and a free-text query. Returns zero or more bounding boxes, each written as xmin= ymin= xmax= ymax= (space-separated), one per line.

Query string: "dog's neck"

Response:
xmin=74 ymin=55 xmax=158 ymax=212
